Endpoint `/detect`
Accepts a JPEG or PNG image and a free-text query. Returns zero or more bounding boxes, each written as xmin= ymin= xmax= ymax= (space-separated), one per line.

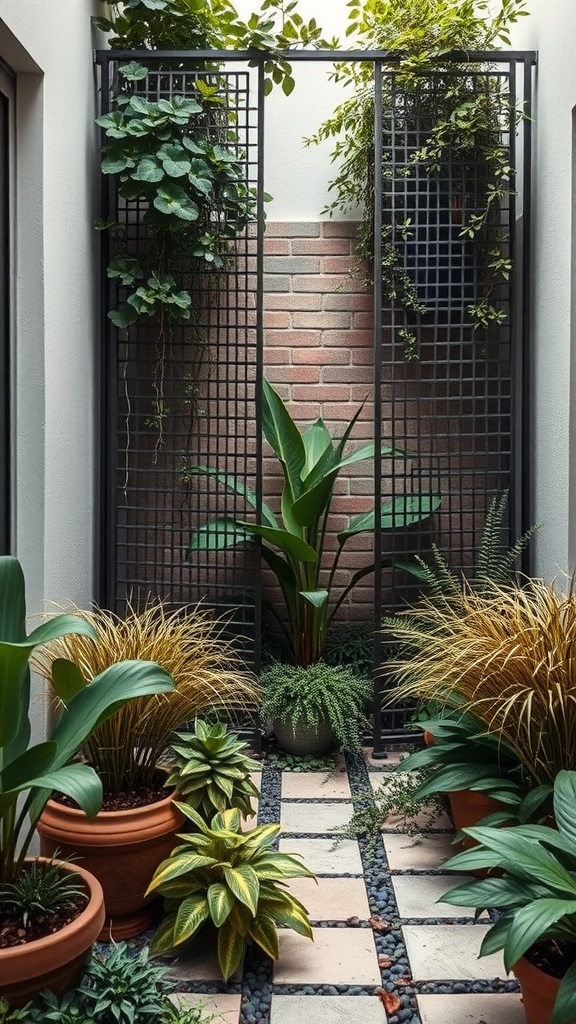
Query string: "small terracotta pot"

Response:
xmin=513 ymin=953 xmax=561 ymax=1024
xmin=38 ymin=790 xmax=184 ymax=941
xmin=272 ymin=716 xmax=334 ymax=756
xmin=447 ymin=788 xmax=507 ymax=875
xmin=0 ymin=859 xmax=104 ymax=1008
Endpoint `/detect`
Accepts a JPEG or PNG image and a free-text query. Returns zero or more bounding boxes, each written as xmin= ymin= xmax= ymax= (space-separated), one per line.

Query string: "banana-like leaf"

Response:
xmin=337 ymin=494 xmax=441 ymax=544
xmin=301 ymin=419 xmax=333 ymax=478
xmin=235 ymin=521 xmax=317 ymax=563
xmin=217 ymin=922 xmax=245 ymax=982
xmin=1 ymin=740 xmax=58 ymax=789
xmin=554 ymin=770 xmax=576 ymax=845
xmin=51 ymin=658 xmax=87 ymax=704
xmin=262 ymin=378 xmax=305 ymax=502
xmin=187 ymin=519 xmax=252 ymax=555
xmin=463 ymin=827 xmax=576 ymax=896
xmin=0 ymin=762 xmax=103 ymax=821
xmin=552 ymin=959 xmax=576 ymax=1024
xmin=299 ymin=590 xmax=329 ymax=609
xmin=185 ymin=467 xmax=278 ymax=529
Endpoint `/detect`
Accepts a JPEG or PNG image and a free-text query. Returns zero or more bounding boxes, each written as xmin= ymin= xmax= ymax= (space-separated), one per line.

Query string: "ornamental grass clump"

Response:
xmin=32 ymin=602 xmax=260 ymax=794
xmin=383 ymin=577 xmax=576 ymax=786
xmin=260 ymin=661 xmax=372 ymax=752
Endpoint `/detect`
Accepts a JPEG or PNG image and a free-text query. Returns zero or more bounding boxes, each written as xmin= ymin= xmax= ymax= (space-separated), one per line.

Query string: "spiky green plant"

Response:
xmin=32 ymin=602 xmax=260 ymax=794
xmin=383 ymin=577 xmax=576 ymax=786
xmin=166 ymin=720 xmax=260 ymax=822
xmin=0 ymin=857 xmax=87 ymax=929
xmin=147 ymin=805 xmax=315 ymax=981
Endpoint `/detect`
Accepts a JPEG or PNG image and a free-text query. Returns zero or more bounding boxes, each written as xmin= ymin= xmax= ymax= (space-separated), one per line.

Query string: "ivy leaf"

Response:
xmin=108 ymin=304 xmax=140 ymax=329
xmin=158 ymin=144 xmax=191 ymax=178
xmin=133 ymin=156 xmax=165 ymax=183
xmin=119 ymin=62 xmax=149 ymax=82
xmin=153 ymin=184 xmax=199 ymax=221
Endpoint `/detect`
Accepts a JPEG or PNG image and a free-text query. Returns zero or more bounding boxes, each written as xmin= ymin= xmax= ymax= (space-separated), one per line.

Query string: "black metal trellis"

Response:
xmin=95 ymin=48 xmax=536 ymax=752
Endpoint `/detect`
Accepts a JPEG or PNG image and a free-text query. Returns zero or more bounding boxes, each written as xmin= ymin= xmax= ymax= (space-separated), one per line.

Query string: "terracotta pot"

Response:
xmin=513 ymin=953 xmax=562 ymax=1024
xmin=0 ymin=859 xmax=104 ymax=1008
xmin=272 ymin=716 xmax=334 ymax=756
xmin=38 ymin=790 xmax=184 ymax=941
xmin=447 ymin=788 xmax=505 ymax=839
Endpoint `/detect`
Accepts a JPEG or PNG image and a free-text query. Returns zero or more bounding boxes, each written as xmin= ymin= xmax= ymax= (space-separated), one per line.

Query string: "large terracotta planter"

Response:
xmin=513 ymin=953 xmax=562 ymax=1024
xmin=38 ymin=790 xmax=184 ymax=941
xmin=448 ymin=788 xmax=505 ymax=841
xmin=0 ymin=859 xmax=104 ymax=1008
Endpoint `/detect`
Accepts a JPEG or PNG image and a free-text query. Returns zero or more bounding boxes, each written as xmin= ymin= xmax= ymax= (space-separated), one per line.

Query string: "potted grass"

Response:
xmin=260 ymin=661 xmax=371 ymax=755
xmin=34 ymin=601 xmax=260 ymax=940
xmin=0 ymin=556 xmax=174 ymax=1006
xmin=442 ymin=769 xmax=576 ymax=1024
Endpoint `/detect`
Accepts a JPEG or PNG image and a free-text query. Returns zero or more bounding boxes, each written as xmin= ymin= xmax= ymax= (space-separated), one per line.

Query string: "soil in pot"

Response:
xmin=272 ymin=716 xmax=334 ymax=756
xmin=0 ymin=859 xmax=104 ymax=1008
xmin=37 ymin=784 xmax=184 ymax=942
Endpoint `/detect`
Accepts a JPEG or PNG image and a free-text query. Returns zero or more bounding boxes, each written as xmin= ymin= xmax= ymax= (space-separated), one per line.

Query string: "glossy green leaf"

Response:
xmin=51 ymin=658 xmax=87 ymax=704
xmin=552 ymin=958 xmax=576 ymax=1024
xmin=173 ymin=893 xmax=210 ymax=945
xmin=249 ymin=910 xmax=279 ymax=959
xmin=184 ymin=467 xmax=277 ymax=528
xmin=338 ymin=494 xmax=441 ymax=544
xmin=186 ymin=520 xmax=253 ymax=555
xmin=217 ymin=923 xmax=245 ymax=982
xmin=503 ymin=899 xmax=576 ymax=972
xmin=208 ymin=882 xmax=235 ymax=927
xmin=262 ymin=378 xmax=305 ymax=501
xmin=235 ymin=522 xmax=317 ymax=563
xmin=299 ymin=590 xmax=329 ymax=608
xmin=554 ymin=771 xmax=576 ymax=845
xmin=222 ymin=864 xmax=260 ymax=914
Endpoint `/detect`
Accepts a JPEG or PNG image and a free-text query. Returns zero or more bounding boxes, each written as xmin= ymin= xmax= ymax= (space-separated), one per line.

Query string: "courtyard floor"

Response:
xmin=163 ymin=750 xmax=526 ymax=1024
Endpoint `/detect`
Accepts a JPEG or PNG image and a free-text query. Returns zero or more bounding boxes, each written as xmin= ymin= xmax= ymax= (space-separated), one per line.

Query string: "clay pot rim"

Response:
xmin=0 ymin=857 xmax=104 ymax=980
xmin=44 ymin=785 xmax=177 ymax=821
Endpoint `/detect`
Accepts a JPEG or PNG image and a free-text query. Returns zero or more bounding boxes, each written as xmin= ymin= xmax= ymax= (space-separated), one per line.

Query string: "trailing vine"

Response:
xmin=305 ymin=0 xmax=529 ymax=357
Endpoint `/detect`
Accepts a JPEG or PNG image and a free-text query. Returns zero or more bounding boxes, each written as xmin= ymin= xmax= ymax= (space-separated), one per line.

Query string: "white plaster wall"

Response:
xmin=511 ymin=2 xmax=576 ymax=577
xmin=0 ymin=1 xmax=101 ymax=742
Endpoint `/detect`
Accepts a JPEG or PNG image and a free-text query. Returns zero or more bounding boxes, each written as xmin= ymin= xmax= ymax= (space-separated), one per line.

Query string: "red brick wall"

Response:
xmin=262 ymin=221 xmax=376 ymax=625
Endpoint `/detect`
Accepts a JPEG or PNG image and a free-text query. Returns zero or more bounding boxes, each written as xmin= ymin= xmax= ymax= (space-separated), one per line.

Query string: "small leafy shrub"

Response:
xmin=336 ymin=769 xmax=447 ymax=848
xmin=79 ymin=943 xmax=171 ymax=1024
xmin=261 ymin=661 xmax=372 ymax=752
xmin=166 ymin=720 xmax=260 ymax=821
xmin=147 ymin=805 xmax=315 ymax=981
xmin=0 ymin=858 xmax=87 ymax=928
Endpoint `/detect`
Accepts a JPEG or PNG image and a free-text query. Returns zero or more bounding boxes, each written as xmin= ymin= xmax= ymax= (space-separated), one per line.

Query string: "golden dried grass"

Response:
xmin=383 ymin=578 xmax=576 ymax=785
xmin=33 ymin=602 xmax=260 ymax=792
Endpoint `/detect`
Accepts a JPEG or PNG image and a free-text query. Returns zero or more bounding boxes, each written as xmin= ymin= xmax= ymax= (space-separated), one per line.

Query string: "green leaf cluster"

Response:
xmin=0 ymin=857 xmax=87 ymax=929
xmin=260 ymin=661 xmax=372 ymax=753
xmin=167 ymin=719 xmax=261 ymax=821
xmin=442 ymin=770 xmax=576 ymax=1024
xmin=305 ymin=0 xmax=530 ymax=344
xmin=147 ymin=804 xmax=315 ymax=981
xmin=0 ymin=555 xmax=175 ymax=884
xmin=187 ymin=378 xmax=441 ymax=665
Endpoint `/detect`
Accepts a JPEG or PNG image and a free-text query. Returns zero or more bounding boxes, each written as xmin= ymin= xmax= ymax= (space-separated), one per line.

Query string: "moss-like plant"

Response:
xmin=147 ymin=805 xmax=315 ymax=981
xmin=166 ymin=720 xmax=260 ymax=821
xmin=260 ymin=661 xmax=372 ymax=753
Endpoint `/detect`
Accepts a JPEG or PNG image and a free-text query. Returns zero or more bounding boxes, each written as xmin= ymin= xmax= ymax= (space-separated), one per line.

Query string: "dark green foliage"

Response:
xmin=323 ymin=621 xmax=374 ymax=677
xmin=166 ymin=719 xmax=260 ymax=821
xmin=0 ymin=858 xmax=86 ymax=929
xmin=79 ymin=943 xmax=171 ymax=1024
xmin=261 ymin=661 xmax=372 ymax=752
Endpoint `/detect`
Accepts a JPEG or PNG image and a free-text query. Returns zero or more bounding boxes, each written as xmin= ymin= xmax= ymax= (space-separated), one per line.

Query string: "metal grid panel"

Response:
xmin=100 ymin=62 xmax=260 ymax=642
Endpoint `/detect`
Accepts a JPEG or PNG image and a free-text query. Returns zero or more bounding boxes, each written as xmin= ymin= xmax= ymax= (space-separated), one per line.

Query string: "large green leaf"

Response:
xmin=503 ymin=899 xmax=576 ymax=972
xmin=1 ymin=762 xmax=103 ymax=821
xmin=173 ymin=893 xmax=210 ymax=945
xmin=463 ymin=828 xmax=576 ymax=896
xmin=50 ymin=658 xmax=87 ymax=704
xmin=554 ymin=770 xmax=576 ymax=845
xmin=442 ymin=875 xmax=545 ymax=911
xmin=0 ymin=741 xmax=58 ymax=790
xmin=249 ymin=910 xmax=280 ymax=959
xmin=187 ymin=519 xmax=253 ymax=555
xmin=261 ymin=379 xmax=306 ymax=502
xmin=552 ymin=958 xmax=576 ymax=1024
xmin=338 ymin=494 xmax=441 ymax=544
xmin=147 ymin=853 xmax=219 ymax=893
xmin=222 ymin=864 xmax=260 ymax=915
xmin=301 ymin=419 xmax=333 ymax=478
xmin=235 ymin=522 xmax=317 ymax=563
xmin=207 ymin=882 xmax=235 ymax=927
xmin=299 ymin=590 xmax=329 ymax=609
xmin=217 ymin=922 xmax=245 ymax=982
xmin=49 ymin=660 xmax=174 ymax=769
xmin=185 ymin=467 xmax=277 ymax=529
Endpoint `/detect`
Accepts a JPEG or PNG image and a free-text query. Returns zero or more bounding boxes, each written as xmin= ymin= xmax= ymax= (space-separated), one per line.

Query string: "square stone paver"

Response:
xmin=281 ymin=771 xmax=352 ymax=800
xmin=286 ymin=874 xmax=370 ymax=920
xmin=392 ymin=875 xmax=488 ymax=919
xmin=169 ymin=993 xmax=242 ymax=1024
xmin=417 ymin=993 xmax=525 ymax=1024
xmin=274 ymin=928 xmax=381 ymax=985
xmin=280 ymin=801 xmax=353 ymax=833
xmin=368 ymin=776 xmax=453 ymax=830
xmin=403 ymin=924 xmax=507 ymax=981
xmin=383 ymin=832 xmax=456 ymax=870
xmin=166 ymin=933 xmax=243 ymax=982
xmin=271 ymin=994 xmax=386 ymax=1024
xmin=279 ymin=837 xmax=363 ymax=875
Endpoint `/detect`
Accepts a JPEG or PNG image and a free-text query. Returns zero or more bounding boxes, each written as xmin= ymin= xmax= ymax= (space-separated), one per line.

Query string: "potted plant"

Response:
xmin=188 ymin=377 xmax=440 ymax=667
xmin=441 ymin=769 xmax=576 ymax=1024
xmin=147 ymin=804 xmax=315 ymax=982
xmin=382 ymin=577 xmax=576 ymax=789
xmin=0 ymin=555 xmax=174 ymax=1006
xmin=34 ymin=600 xmax=260 ymax=940
xmin=260 ymin=661 xmax=371 ymax=756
